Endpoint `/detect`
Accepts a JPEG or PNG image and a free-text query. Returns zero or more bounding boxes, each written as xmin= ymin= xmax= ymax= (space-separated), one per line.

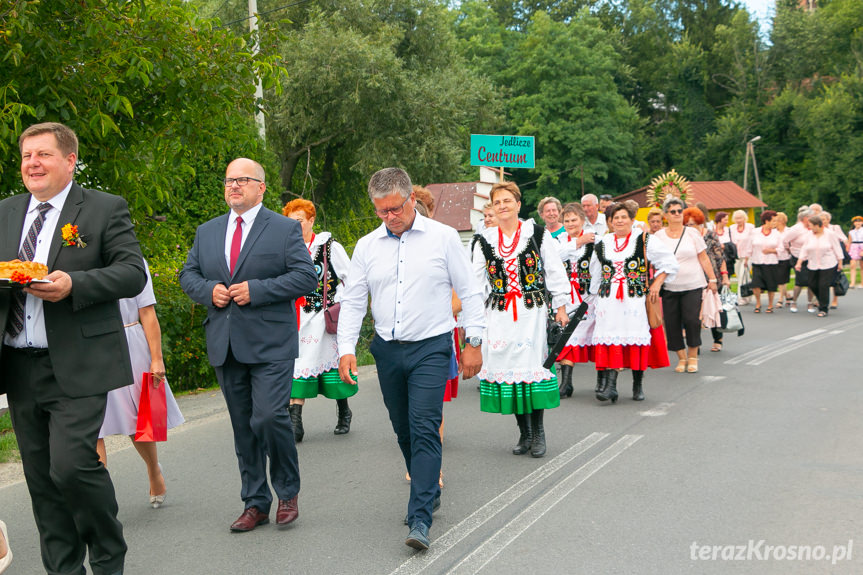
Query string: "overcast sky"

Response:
xmin=741 ymin=0 xmax=776 ymax=34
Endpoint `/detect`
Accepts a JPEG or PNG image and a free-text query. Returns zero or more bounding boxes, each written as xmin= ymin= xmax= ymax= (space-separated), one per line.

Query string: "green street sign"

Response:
xmin=470 ymin=134 xmax=535 ymax=169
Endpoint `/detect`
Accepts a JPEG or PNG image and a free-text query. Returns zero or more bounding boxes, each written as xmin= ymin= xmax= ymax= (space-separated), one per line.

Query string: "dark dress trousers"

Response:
xmin=180 ymin=207 xmax=316 ymax=514
xmin=0 ymin=183 xmax=147 ymax=575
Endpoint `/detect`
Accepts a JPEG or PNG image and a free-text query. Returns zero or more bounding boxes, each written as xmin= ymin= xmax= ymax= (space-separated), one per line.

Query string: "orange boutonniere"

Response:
xmin=61 ymin=223 xmax=87 ymax=248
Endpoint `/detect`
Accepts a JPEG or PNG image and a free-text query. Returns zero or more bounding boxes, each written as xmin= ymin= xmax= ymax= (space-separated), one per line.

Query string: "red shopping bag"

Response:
xmin=135 ymin=373 xmax=168 ymax=442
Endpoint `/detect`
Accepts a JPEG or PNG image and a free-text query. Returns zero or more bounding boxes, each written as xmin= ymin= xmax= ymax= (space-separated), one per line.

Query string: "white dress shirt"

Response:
xmin=337 ymin=211 xmax=486 ymax=356
xmin=223 ymin=202 xmax=263 ymax=270
xmin=5 ymin=182 xmax=72 ymax=349
xmin=584 ymin=212 xmax=607 ymax=237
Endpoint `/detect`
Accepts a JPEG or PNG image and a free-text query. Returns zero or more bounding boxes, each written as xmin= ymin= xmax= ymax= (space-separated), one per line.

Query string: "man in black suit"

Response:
xmin=180 ymin=158 xmax=316 ymax=532
xmin=0 ymin=122 xmax=147 ymax=574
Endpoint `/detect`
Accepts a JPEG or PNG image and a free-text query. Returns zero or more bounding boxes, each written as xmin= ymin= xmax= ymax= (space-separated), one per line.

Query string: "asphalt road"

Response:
xmin=2 ymin=291 xmax=862 ymax=574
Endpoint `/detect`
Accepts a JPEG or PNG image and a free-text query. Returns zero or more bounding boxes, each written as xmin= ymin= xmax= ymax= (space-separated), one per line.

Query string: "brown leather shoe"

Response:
xmin=230 ymin=507 xmax=269 ymax=532
xmin=276 ymin=496 xmax=299 ymax=526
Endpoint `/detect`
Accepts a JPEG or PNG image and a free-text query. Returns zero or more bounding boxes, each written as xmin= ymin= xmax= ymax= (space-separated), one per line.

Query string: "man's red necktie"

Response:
xmin=229 ymin=216 xmax=243 ymax=275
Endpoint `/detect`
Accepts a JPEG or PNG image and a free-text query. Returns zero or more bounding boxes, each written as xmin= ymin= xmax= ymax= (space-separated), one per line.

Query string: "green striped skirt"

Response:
xmin=479 ymin=377 xmax=561 ymax=414
xmin=291 ymin=369 xmax=358 ymax=400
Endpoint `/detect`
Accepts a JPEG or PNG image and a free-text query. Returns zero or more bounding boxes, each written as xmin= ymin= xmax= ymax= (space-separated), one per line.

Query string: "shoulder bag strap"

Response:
xmin=321 ymin=239 xmax=329 ymax=312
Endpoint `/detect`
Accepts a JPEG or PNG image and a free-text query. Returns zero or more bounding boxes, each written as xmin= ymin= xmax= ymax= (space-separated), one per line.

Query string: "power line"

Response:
xmin=217 ymin=0 xmax=317 ymax=28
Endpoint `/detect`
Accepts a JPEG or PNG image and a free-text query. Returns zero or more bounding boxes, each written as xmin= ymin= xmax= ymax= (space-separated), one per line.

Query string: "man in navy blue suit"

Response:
xmin=180 ymin=158 xmax=316 ymax=532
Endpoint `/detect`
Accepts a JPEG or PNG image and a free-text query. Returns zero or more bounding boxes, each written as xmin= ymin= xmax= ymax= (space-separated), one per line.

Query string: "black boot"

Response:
xmin=512 ymin=413 xmax=532 ymax=455
xmin=594 ymin=370 xmax=606 ymax=394
xmin=289 ymin=404 xmax=304 ymax=443
xmin=558 ymin=364 xmax=573 ymax=398
xmin=632 ymin=370 xmax=645 ymax=401
xmin=596 ymin=370 xmax=619 ymax=403
xmin=529 ymin=410 xmax=546 ymax=458
xmin=334 ymin=398 xmax=352 ymax=435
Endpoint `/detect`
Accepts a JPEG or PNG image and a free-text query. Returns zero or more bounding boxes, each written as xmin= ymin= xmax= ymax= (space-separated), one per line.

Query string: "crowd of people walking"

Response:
xmin=1 ymin=122 xmax=860 ymax=572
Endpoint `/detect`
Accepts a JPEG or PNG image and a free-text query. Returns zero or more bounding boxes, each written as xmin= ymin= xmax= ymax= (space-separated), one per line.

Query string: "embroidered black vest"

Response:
xmin=302 ymin=239 xmax=340 ymax=313
xmin=595 ymin=233 xmax=649 ymax=299
xmin=475 ymin=225 xmax=549 ymax=311
xmin=566 ymin=242 xmax=594 ymax=297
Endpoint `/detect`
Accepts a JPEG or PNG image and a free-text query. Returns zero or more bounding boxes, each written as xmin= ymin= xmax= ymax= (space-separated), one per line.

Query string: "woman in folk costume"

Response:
xmin=555 ymin=202 xmax=598 ymax=399
xmin=471 ymin=182 xmax=570 ymax=458
xmin=283 ymin=199 xmax=354 ymax=441
xmin=590 ymin=202 xmax=678 ymax=403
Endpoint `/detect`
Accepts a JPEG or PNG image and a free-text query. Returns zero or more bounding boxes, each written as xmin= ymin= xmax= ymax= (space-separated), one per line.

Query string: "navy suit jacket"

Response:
xmin=0 ymin=183 xmax=147 ymax=397
xmin=179 ymin=206 xmax=317 ymax=367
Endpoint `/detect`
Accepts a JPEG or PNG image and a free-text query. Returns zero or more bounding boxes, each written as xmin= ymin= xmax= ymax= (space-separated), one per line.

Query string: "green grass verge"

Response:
xmin=0 ymin=412 xmax=18 ymax=463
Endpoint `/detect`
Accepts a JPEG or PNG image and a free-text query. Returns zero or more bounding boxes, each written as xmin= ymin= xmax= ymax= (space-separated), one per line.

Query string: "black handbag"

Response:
xmin=738 ymin=265 xmax=754 ymax=298
xmin=834 ymin=268 xmax=850 ymax=296
xmin=528 ymin=228 xmax=562 ymax=348
xmin=723 ymin=242 xmax=738 ymax=275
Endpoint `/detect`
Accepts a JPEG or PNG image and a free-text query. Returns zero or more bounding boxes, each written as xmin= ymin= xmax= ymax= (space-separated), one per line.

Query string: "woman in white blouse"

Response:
xmin=744 ymin=210 xmax=782 ymax=313
xmin=729 ymin=210 xmax=754 ymax=304
xmin=848 ymin=216 xmax=863 ymax=288
xmin=795 ymin=214 xmax=844 ymax=317
xmin=654 ymin=198 xmax=717 ymax=373
xmin=774 ymin=212 xmax=792 ymax=307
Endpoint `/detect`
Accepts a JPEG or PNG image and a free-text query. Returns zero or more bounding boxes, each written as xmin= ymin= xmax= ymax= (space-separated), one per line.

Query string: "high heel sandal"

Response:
xmin=149 ymin=463 xmax=167 ymax=509
xmin=686 ymin=358 xmax=699 ymax=373
xmin=674 ymin=359 xmax=687 ymax=373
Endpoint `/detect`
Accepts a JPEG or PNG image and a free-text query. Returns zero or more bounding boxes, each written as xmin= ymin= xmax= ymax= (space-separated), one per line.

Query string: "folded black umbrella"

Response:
xmin=543 ymin=301 xmax=589 ymax=370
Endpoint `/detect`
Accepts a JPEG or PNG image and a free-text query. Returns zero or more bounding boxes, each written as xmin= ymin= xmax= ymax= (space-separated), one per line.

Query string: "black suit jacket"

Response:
xmin=0 ymin=183 xmax=147 ymax=397
xmin=179 ymin=206 xmax=317 ymax=366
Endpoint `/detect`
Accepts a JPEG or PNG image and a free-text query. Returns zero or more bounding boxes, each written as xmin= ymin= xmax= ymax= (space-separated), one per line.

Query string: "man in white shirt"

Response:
xmin=338 ymin=168 xmax=485 ymax=551
xmin=577 ymin=193 xmax=607 ymax=245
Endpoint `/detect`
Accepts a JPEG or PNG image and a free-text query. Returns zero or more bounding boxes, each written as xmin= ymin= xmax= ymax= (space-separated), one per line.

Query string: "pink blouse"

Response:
xmin=783 ymin=222 xmax=810 ymax=258
xmin=799 ymin=233 xmax=844 ymax=270
xmin=729 ymin=222 xmax=754 ymax=258
xmin=749 ymin=227 xmax=781 ymax=265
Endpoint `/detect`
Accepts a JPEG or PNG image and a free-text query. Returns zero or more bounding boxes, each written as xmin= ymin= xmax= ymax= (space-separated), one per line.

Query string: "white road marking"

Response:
xmin=747 ymin=331 xmax=838 ymax=365
xmin=447 ymin=435 xmax=643 ymax=575
xmin=725 ymin=317 xmax=863 ymax=366
xmin=700 ymin=376 xmax=726 ymax=383
xmin=639 ymin=402 xmax=675 ymax=417
xmin=388 ymin=432 xmax=609 ymax=575
xmin=788 ymin=328 xmax=827 ymax=341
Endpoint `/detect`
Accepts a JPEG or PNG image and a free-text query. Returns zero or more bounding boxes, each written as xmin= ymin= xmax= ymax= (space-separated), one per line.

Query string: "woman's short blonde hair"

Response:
xmin=732 ymin=209 xmax=748 ymax=222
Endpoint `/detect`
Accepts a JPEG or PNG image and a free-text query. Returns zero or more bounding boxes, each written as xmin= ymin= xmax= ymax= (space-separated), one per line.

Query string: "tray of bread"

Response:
xmin=0 ymin=260 xmax=51 ymax=287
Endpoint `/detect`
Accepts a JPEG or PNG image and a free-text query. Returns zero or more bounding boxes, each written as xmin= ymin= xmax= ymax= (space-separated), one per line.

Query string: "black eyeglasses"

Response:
xmin=223 ymin=177 xmax=263 ymax=187
xmin=375 ymin=195 xmax=411 ymax=218
xmin=667 ymin=209 xmax=683 ymax=215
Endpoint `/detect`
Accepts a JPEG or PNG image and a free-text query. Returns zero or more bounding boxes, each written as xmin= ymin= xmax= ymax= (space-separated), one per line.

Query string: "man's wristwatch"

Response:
xmin=466 ymin=336 xmax=482 ymax=348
